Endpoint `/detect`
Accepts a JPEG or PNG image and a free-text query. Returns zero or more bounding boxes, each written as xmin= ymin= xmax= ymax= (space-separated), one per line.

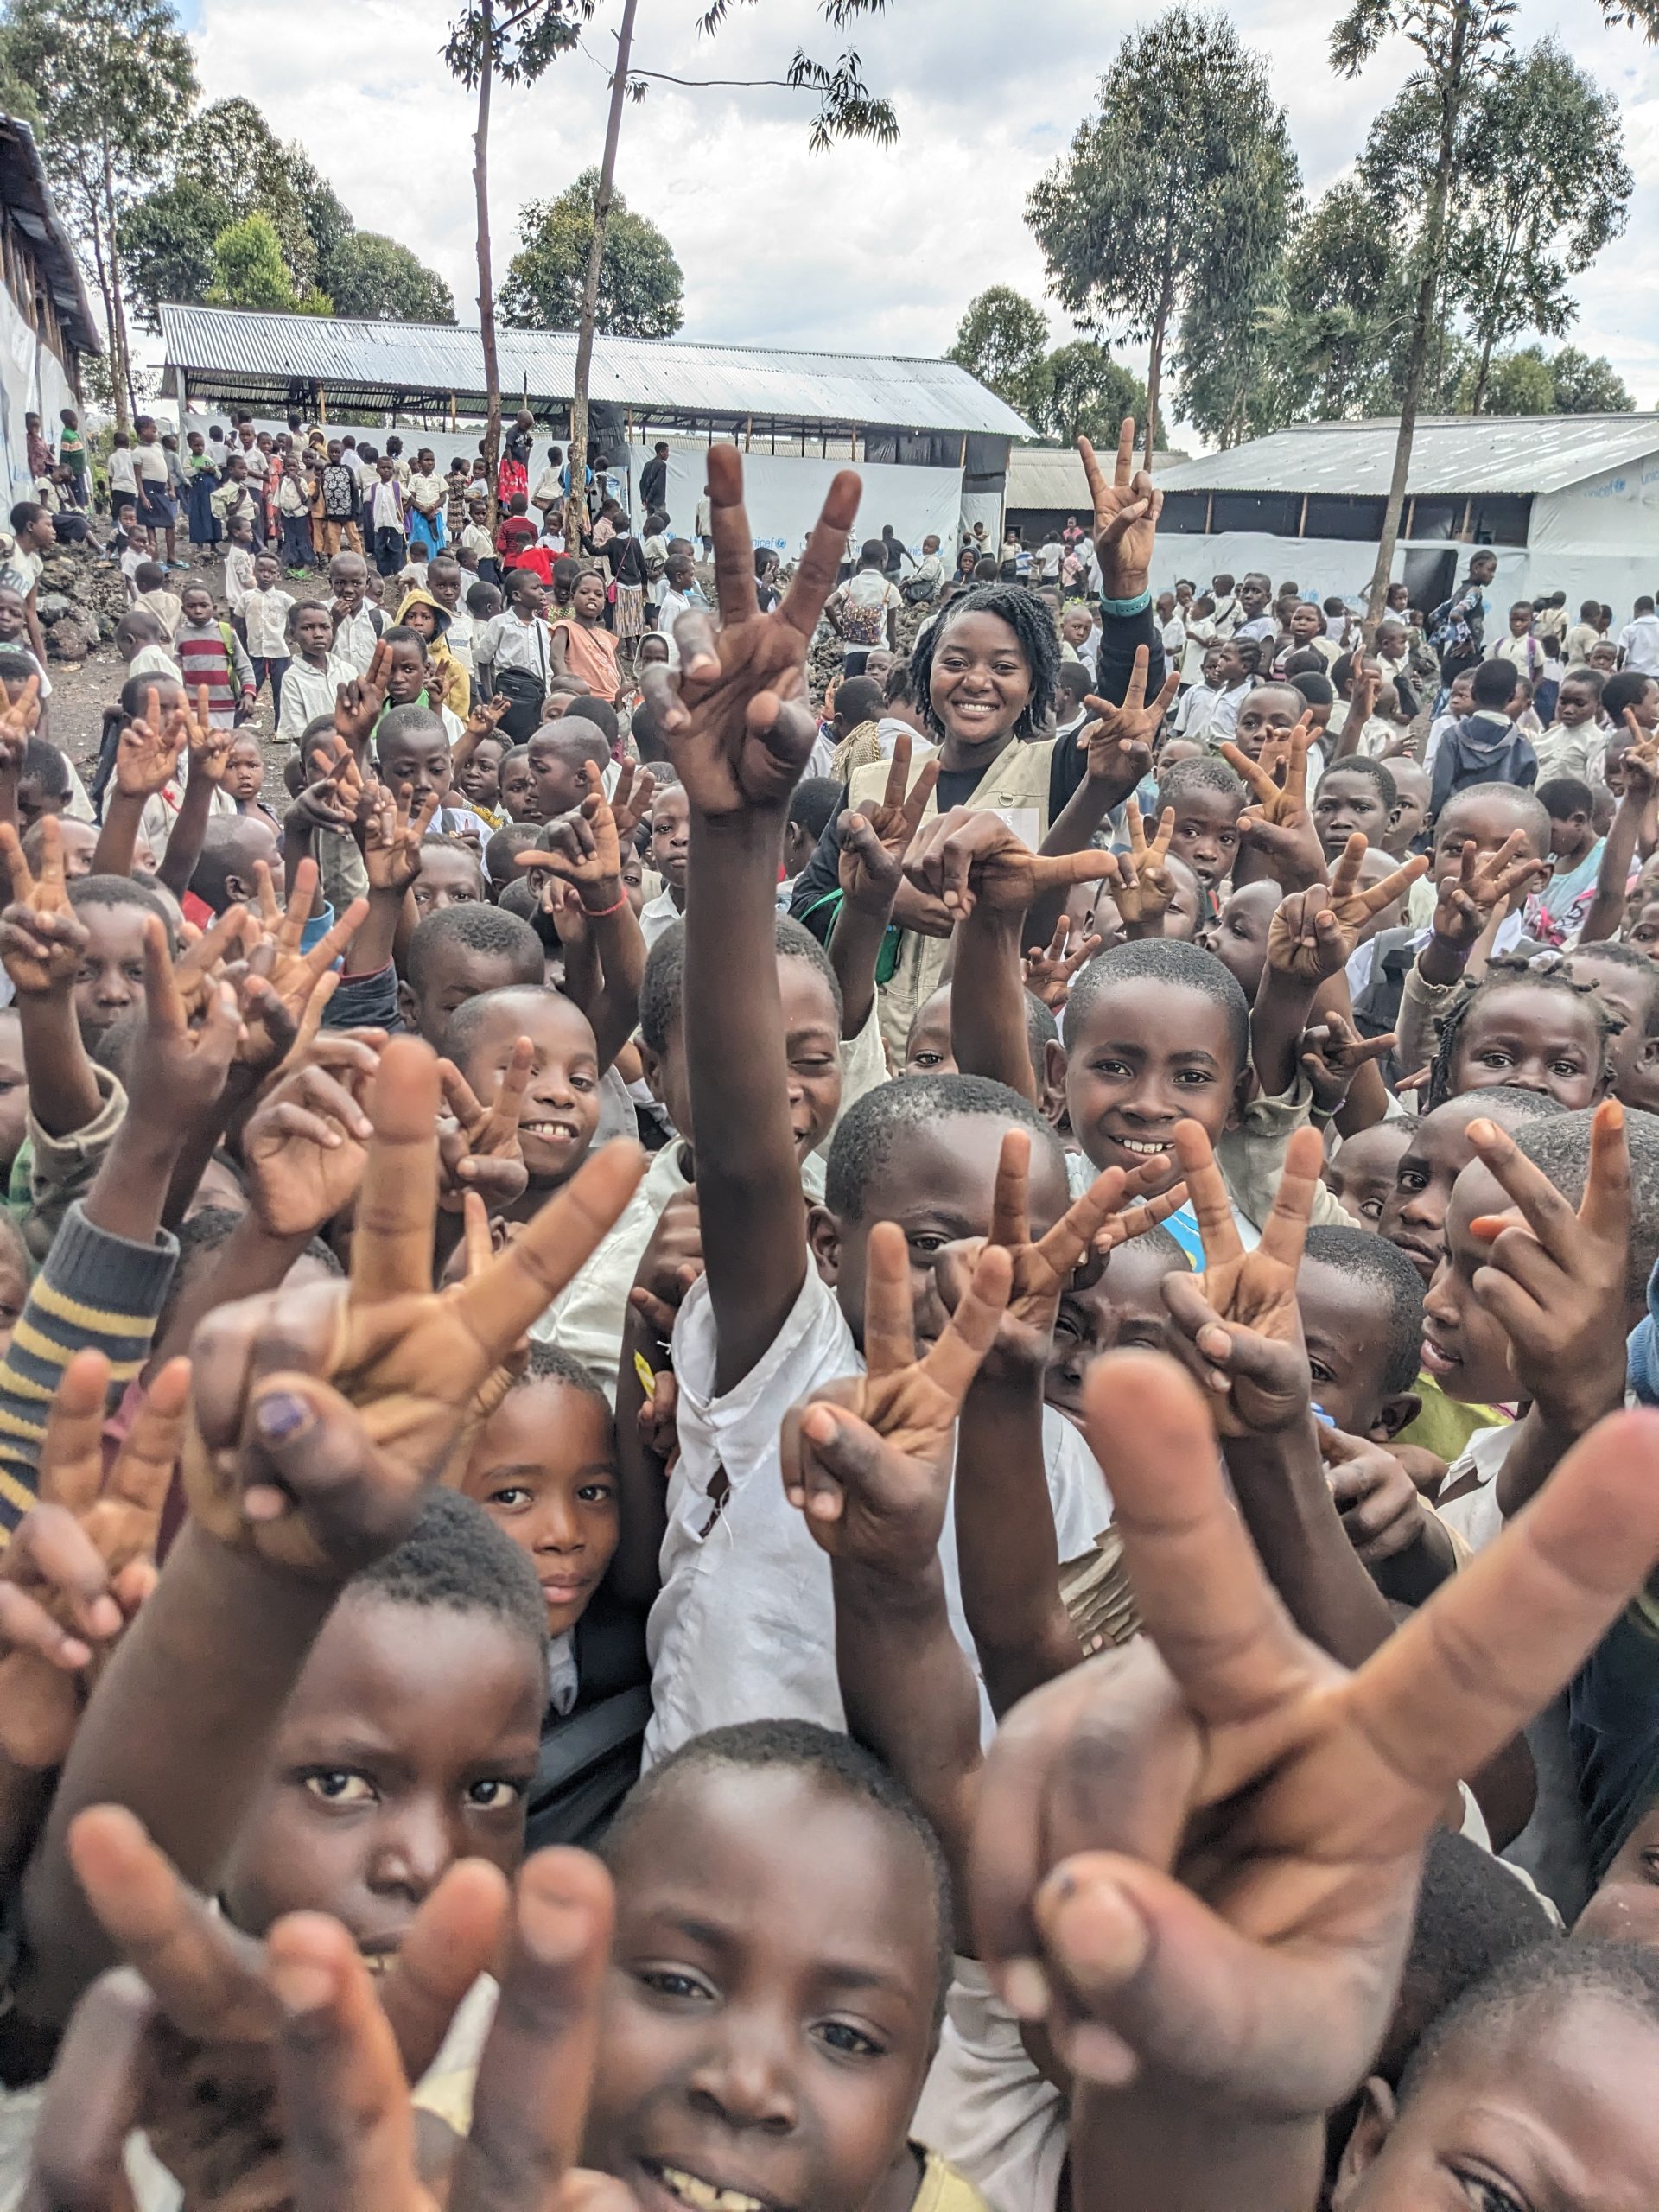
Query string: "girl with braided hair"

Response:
xmin=1425 ymin=952 xmax=1619 ymax=1113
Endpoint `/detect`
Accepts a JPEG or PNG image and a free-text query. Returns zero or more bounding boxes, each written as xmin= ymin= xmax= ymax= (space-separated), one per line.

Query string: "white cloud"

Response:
xmin=167 ymin=0 xmax=1659 ymax=424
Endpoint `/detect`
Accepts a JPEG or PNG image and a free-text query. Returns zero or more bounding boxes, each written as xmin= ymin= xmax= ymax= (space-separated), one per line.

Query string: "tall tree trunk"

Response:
xmin=565 ymin=0 xmax=639 ymax=556
xmin=1366 ymin=0 xmax=1471 ymax=622
xmin=474 ymin=0 xmax=502 ymax=528
xmin=101 ymin=147 xmax=134 ymax=433
xmin=82 ymin=190 xmax=122 ymax=431
xmin=1470 ymin=326 xmax=1494 ymax=415
xmin=1143 ymin=283 xmax=1170 ymax=472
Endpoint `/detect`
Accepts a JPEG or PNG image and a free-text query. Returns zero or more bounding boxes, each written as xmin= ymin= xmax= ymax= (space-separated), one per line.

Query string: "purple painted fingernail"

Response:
xmin=255 ymin=1391 xmax=310 ymax=1440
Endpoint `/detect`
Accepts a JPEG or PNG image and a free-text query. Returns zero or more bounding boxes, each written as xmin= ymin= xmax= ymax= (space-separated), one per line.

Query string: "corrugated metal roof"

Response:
xmin=1006 ymin=442 xmax=1184 ymax=507
xmin=158 ymin=303 xmax=1031 ymax=438
xmin=1155 ymin=415 xmax=1659 ymax=498
xmin=0 ymin=114 xmax=99 ymax=358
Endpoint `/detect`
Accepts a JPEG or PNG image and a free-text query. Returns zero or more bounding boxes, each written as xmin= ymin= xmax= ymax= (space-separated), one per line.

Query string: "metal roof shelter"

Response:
xmin=1155 ymin=414 xmax=1659 ymax=499
xmin=158 ymin=302 xmax=1031 ymax=445
xmin=0 ymin=113 xmax=99 ymax=360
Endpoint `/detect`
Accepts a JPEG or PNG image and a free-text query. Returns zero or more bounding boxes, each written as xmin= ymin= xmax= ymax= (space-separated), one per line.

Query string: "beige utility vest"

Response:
xmin=846 ymin=734 xmax=1058 ymax=1066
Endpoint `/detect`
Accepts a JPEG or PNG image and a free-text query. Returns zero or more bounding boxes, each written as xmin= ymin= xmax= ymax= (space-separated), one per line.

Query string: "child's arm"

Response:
xmin=1039 ymin=646 xmax=1179 ymax=879
xmin=970 ymin=1349 xmax=1659 ymax=2212
xmin=227 ymin=623 xmax=257 ymax=715
xmin=90 ymin=688 xmax=186 ymax=880
xmin=1250 ymin=842 xmax=1425 ymax=1097
xmin=664 ymin=450 xmax=858 ymax=1392
xmin=1579 ymin=728 xmax=1653 ymax=943
xmin=828 ymin=734 xmax=938 ymax=1039
xmin=611 ymin=1191 xmax=703 ymax=1607
xmin=0 ymin=817 xmax=99 ymax=1144
xmin=16 ymin=1042 xmax=645 ymax=2024
xmin=156 ymin=697 xmax=232 ymax=899
xmin=518 ymin=766 xmax=645 ymax=1071
xmin=947 ymin=1137 xmax=1182 ymax=1716
xmin=902 ymin=810 xmax=1112 ymax=1104
xmin=1165 ymin=1120 xmax=1397 ymax=1669
xmin=786 ymin=1224 xmax=1013 ymax=1929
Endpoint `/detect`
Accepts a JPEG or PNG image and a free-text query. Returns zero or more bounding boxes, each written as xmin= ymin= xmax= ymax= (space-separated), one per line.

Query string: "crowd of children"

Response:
xmin=2 ymin=417 xmax=1659 ymax=2212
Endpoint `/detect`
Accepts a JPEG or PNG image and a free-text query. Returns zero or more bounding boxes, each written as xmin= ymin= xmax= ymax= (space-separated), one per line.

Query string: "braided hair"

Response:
xmin=908 ymin=583 xmax=1059 ymax=742
xmin=1426 ymin=952 xmax=1620 ymax=1114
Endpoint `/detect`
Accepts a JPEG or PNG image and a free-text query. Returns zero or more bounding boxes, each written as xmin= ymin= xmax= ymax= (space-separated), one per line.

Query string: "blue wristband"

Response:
xmin=1099 ymin=589 xmax=1152 ymax=619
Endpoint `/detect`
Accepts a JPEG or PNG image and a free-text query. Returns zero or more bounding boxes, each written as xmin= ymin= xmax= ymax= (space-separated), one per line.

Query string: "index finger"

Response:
xmin=349 ymin=1038 xmax=443 ymax=1305
xmin=1033 ymin=1163 xmax=1130 ymax=1278
xmin=140 ymin=915 xmax=184 ymax=1035
xmin=900 ymin=754 xmax=939 ymax=835
xmin=450 ymin=1139 xmax=646 ymax=1355
xmin=448 ymin=1852 xmax=617 ymax=2212
xmin=438 ymin=1055 xmax=486 ymax=1128
xmin=989 ymin=1128 xmax=1032 ymax=1251
xmin=1085 ymin=1351 xmax=1308 ymax=1723
xmin=1344 ymin=1406 xmax=1659 ymax=1817
xmin=1122 ymin=644 xmax=1148 ymax=715
xmin=1361 ymin=852 xmax=1429 ymax=912
xmin=1466 ymin=1105 xmax=1616 ymax=1265
xmin=493 ymin=1034 xmax=535 ymax=1129
xmin=777 ymin=465 xmax=864 ymax=637
xmin=105 ymin=1356 xmax=191 ymax=1516
xmin=1255 ymin=1122 xmax=1323 ymax=1271
xmin=38 ymin=1348 xmax=112 ymax=1515
xmin=1077 ymin=433 xmax=1108 ymax=518
xmin=919 ymin=1242 xmax=1014 ymax=1402
xmin=0 ymin=821 xmax=35 ymax=906
xmin=860 ymin=1218 xmax=918 ymax=1379
xmin=1171 ymin=1119 xmax=1243 ymax=1265
xmin=880 ymin=728 xmax=912 ymax=816
xmin=1218 ymin=742 xmax=1275 ymax=805
xmin=1326 ymin=832 xmax=1367 ymax=906
xmin=703 ymin=445 xmax=760 ymax=626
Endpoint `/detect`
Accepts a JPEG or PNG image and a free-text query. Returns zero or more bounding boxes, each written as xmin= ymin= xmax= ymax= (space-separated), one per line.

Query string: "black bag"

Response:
xmin=493 ymin=662 xmax=547 ymax=742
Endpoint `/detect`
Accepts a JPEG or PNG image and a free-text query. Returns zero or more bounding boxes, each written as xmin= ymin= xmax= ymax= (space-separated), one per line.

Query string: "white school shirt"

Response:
xmin=639 ymin=884 xmax=683 ymax=949
xmin=108 ymin=448 xmax=138 ymax=495
xmin=276 ymin=652 xmax=355 ymax=741
xmin=644 ymin=1265 xmax=1111 ymax=1766
xmin=223 ymin=545 xmax=257 ymax=617
xmin=443 ymin=601 xmax=476 ymax=673
xmin=332 ymin=606 xmax=383 ymax=676
xmin=128 ymin=643 xmax=181 ymax=687
xmin=1618 ymin=613 xmax=1659 ymax=675
xmin=369 ymin=479 xmax=405 ymax=533
xmin=242 ymin=586 xmax=296 ymax=659
xmin=478 ymin=609 xmax=550 ymax=682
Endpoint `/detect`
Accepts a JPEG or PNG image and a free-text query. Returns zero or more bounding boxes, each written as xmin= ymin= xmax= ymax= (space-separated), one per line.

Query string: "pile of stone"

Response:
xmin=33 ymin=542 xmax=125 ymax=664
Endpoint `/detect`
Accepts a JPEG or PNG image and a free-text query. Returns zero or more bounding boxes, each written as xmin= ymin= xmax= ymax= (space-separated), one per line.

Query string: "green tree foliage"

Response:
xmin=1471 ymin=342 xmax=1635 ymax=414
xmin=206 ymin=213 xmax=315 ymax=314
xmin=1 ymin=0 xmax=198 ymax=428
xmin=119 ymin=93 xmax=454 ymax=329
xmin=1036 ymin=340 xmax=1147 ymax=447
xmin=499 ymin=169 xmax=683 ymax=335
xmin=946 ymin=287 xmax=1050 ymax=416
xmin=324 ymin=232 xmax=455 ymax=323
xmin=1026 ymin=5 xmax=1299 ymax=462
xmin=1448 ymin=41 xmax=1631 ymax=410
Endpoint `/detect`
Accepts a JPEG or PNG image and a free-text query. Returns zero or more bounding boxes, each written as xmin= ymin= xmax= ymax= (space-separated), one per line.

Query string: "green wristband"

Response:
xmin=1100 ymin=589 xmax=1152 ymax=619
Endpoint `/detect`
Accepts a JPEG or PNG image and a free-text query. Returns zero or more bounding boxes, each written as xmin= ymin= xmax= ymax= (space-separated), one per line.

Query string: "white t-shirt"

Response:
xmin=645 ymin=1265 xmax=1110 ymax=1765
xmin=108 ymin=448 xmax=138 ymax=495
xmin=1618 ymin=613 xmax=1659 ymax=674
xmin=133 ymin=442 xmax=169 ymax=487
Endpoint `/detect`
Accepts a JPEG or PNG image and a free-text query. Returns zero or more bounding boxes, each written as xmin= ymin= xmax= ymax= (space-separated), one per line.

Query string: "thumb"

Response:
xmin=242 ymin=1372 xmax=428 ymax=1574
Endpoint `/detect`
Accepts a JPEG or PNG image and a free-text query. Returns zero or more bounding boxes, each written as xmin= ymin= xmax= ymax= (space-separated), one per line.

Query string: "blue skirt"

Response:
xmin=186 ymin=474 xmax=219 ymax=544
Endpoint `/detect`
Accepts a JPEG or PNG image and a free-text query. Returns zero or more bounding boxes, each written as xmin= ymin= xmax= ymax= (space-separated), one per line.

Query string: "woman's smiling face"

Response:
xmin=928 ymin=609 xmax=1032 ymax=746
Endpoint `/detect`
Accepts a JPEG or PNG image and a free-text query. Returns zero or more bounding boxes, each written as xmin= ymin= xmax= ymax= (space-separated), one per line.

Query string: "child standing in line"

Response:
xmin=174 ymin=579 xmax=257 ymax=727
xmin=221 ymin=517 xmax=258 ymax=638
xmin=242 ymin=550 xmax=297 ymax=718
xmin=367 ymin=454 xmax=408 ymax=578
xmin=550 ymin=567 xmax=620 ymax=705
xmin=275 ymin=599 xmax=355 ymax=742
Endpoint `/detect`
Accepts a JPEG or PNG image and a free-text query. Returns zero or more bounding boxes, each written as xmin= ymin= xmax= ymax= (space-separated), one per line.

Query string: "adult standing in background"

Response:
xmin=639 ymin=440 xmax=670 ymax=524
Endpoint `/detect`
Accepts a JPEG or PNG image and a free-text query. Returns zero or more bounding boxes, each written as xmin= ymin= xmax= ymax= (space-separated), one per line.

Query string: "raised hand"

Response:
xmin=937 ymin=1129 xmax=1186 ymax=1380
xmin=1160 ymin=1118 xmax=1323 ymax=1435
xmin=1431 ymin=830 xmax=1550 ymax=950
xmin=969 ymin=1350 xmax=1659 ymax=2120
xmin=902 ymin=805 xmax=1116 ymax=922
xmin=628 ymin=1185 xmax=703 ymax=1345
xmin=1078 ymin=419 xmax=1160 ymax=598
xmin=0 ymin=816 xmax=86 ymax=996
xmin=515 ymin=766 xmax=626 ymax=913
xmin=0 ymin=671 xmax=41 ymax=770
xmin=1078 ymin=647 xmax=1179 ymax=801
xmin=245 ymin=857 xmax=368 ymax=1023
xmin=1112 ymin=801 xmax=1176 ymax=931
xmin=242 ymin=1053 xmax=378 ymax=1241
xmin=130 ymin=917 xmax=245 ymax=1128
xmin=436 ymin=1040 xmax=531 ymax=1216
xmin=1023 ymin=916 xmax=1102 ymax=1009
xmin=1223 ymin=718 xmax=1325 ymax=888
xmin=360 ymin=780 xmax=439 ymax=894
xmin=334 ymin=639 xmax=391 ymax=754
xmin=112 ymin=687 xmax=186 ymax=800
xmin=1264 ymin=836 xmax=1428 ymax=980
xmin=1320 ymin=1425 xmax=1432 ymax=1567
xmin=837 ymin=729 xmax=938 ymax=915
xmin=780 ymin=1219 xmax=1012 ymax=1576
xmin=1465 ymin=1095 xmax=1630 ymax=1433
xmin=179 ymin=685 xmax=231 ymax=785
xmin=27 ymin=1805 xmax=537 ymax=2212
xmin=1300 ymin=1010 xmax=1395 ymax=1116
xmin=607 ymin=755 xmax=657 ymax=846
xmin=182 ymin=1039 xmax=645 ymax=1577
xmin=0 ymin=1353 xmax=189 ymax=1775
xmin=642 ymin=445 xmax=861 ymax=817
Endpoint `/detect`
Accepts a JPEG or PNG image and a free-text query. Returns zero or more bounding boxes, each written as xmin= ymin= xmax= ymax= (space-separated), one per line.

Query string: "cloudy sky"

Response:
xmin=173 ymin=0 xmax=1659 ymax=440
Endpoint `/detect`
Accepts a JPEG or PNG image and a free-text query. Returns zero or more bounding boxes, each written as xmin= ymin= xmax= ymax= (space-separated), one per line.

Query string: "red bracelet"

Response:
xmin=581 ymin=892 xmax=630 ymax=918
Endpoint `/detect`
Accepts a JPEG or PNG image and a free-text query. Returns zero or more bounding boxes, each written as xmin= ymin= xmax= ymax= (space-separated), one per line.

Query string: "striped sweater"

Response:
xmin=173 ymin=620 xmax=254 ymax=729
xmin=0 ymin=1202 xmax=178 ymax=1540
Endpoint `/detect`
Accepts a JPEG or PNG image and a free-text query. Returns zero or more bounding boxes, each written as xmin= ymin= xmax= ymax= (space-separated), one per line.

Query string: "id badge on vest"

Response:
xmin=987 ymin=805 xmax=1040 ymax=848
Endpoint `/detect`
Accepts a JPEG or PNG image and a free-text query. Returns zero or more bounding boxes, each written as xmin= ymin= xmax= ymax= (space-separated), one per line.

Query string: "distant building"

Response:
xmin=158 ymin=303 xmax=1030 ymax=559
xmin=0 ymin=113 xmax=99 ymax=498
xmin=1149 ymin=416 xmax=1659 ymax=616
xmin=1002 ymin=443 xmax=1183 ymax=547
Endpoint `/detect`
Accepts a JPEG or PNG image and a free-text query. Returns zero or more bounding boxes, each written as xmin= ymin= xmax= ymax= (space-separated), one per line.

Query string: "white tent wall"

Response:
xmin=1526 ymin=461 xmax=1659 ymax=618
xmin=0 ymin=280 xmax=74 ymax=501
xmin=1151 ymin=531 xmax=1554 ymax=615
xmin=628 ymin=442 xmax=961 ymax=562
